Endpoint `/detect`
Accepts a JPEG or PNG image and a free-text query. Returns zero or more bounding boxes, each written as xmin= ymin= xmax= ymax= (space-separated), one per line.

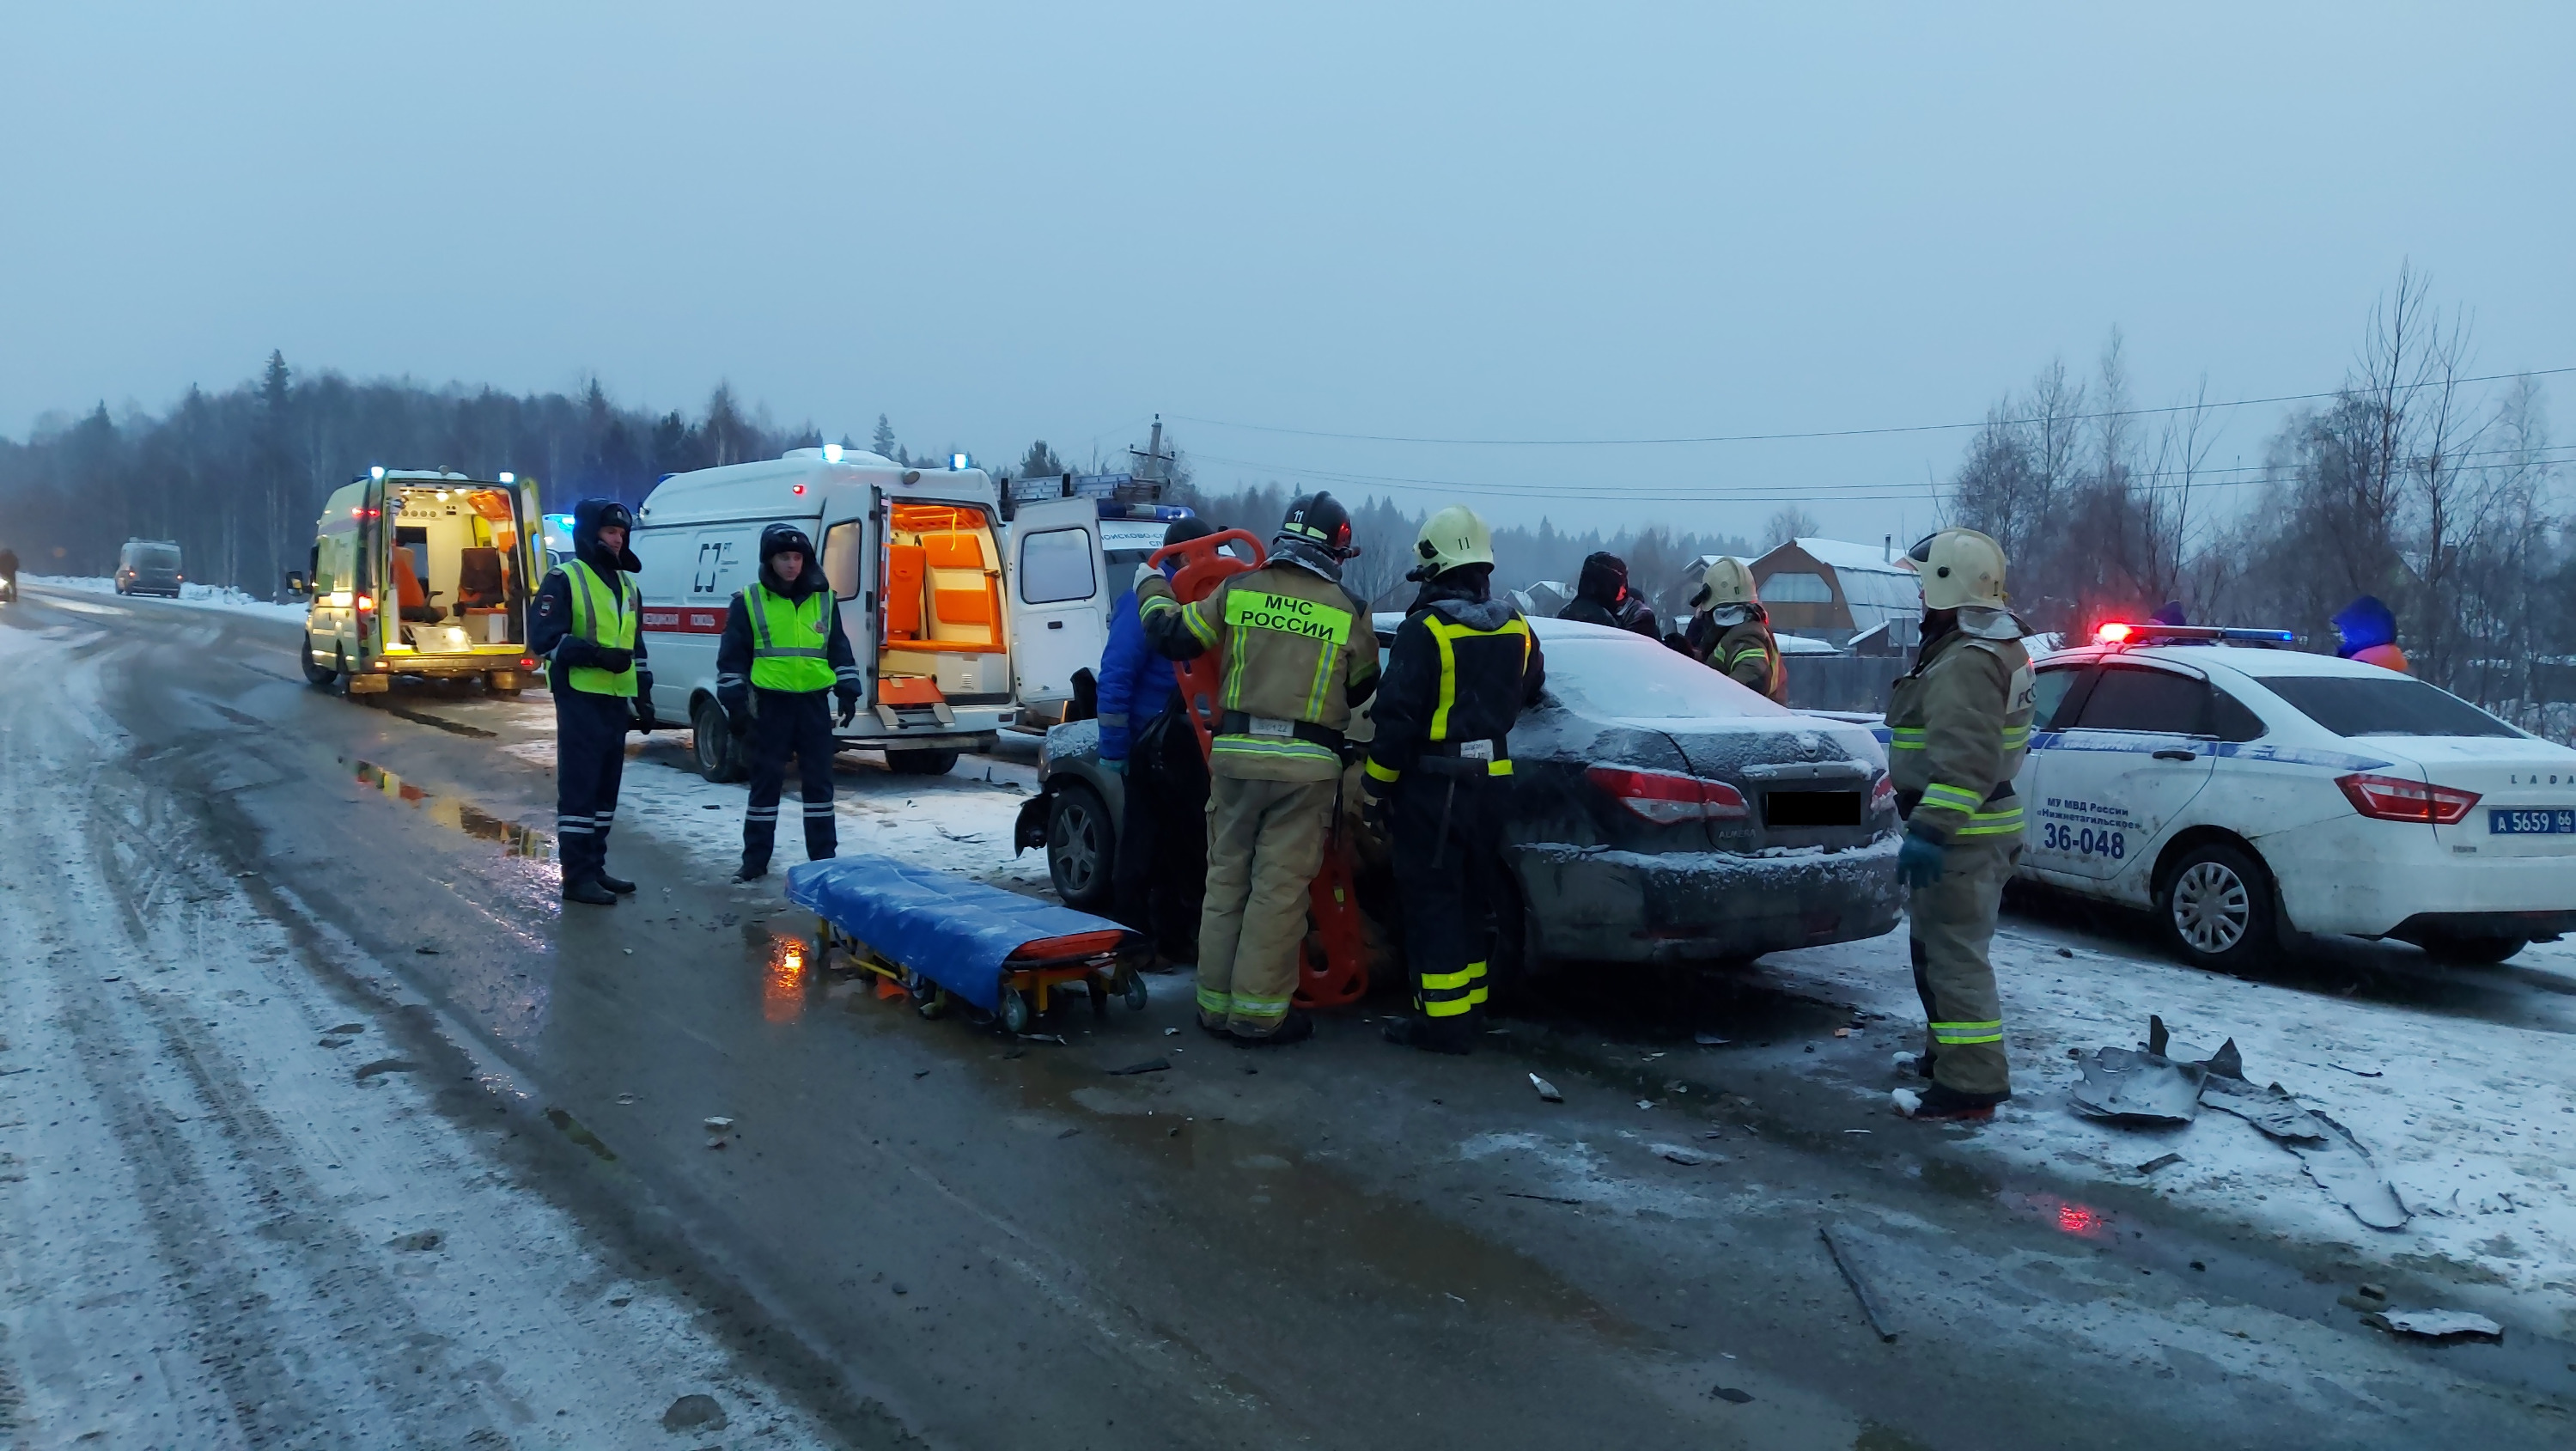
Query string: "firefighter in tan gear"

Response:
xmin=1137 ymin=493 xmax=1379 ymax=1046
xmin=1886 ymin=528 xmax=2037 ymax=1123
xmin=1684 ymin=557 xmax=1787 ymax=703
xmin=1365 ymin=507 xmax=1546 ymax=1055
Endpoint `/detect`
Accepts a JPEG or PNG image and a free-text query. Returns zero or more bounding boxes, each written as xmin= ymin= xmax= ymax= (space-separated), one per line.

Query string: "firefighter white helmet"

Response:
xmin=1690 ymin=556 xmax=1760 ymax=611
xmin=1909 ymin=528 xmax=2010 ymax=611
xmin=1410 ymin=505 xmax=1495 ymax=579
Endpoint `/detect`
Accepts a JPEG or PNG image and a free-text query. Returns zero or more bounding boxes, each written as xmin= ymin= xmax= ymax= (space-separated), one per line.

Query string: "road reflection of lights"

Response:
xmin=764 ymin=938 xmax=808 ymax=1023
xmin=2058 ymin=1203 xmax=2104 ymax=1236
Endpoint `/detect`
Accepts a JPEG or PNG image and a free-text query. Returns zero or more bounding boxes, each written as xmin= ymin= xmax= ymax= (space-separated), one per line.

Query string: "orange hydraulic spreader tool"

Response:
xmin=1147 ymin=530 xmax=1369 ymax=1009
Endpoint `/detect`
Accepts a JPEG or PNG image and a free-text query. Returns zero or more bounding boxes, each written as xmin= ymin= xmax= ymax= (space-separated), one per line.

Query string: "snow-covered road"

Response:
xmin=0 ymin=608 xmax=834 ymax=1445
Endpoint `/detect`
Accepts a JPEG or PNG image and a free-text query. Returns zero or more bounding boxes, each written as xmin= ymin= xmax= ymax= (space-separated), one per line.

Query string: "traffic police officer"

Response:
xmin=1367 ymin=507 xmax=1546 ymax=1054
xmin=717 ymin=523 xmax=862 ymax=881
xmin=1684 ymin=556 xmax=1787 ymax=702
xmin=1137 ymin=493 xmax=1378 ymax=1046
xmin=530 ymin=498 xmax=655 ymax=905
xmin=1887 ymin=527 xmax=2037 ymax=1122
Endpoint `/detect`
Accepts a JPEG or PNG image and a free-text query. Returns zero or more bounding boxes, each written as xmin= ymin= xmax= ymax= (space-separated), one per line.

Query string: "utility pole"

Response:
xmin=1130 ymin=415 xmax=1174 ymax=486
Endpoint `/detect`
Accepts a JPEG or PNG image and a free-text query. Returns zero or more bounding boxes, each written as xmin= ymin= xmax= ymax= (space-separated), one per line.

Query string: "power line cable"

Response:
xmin=1169 ymin=365 xmax=2576 ymax=449
xmin=1186 ymin=441 xmax=2576 ymax=505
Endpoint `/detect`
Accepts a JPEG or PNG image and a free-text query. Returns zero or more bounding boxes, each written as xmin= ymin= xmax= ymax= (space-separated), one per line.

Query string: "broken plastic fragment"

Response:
xmin=2371 ymin=1309 xmax=2501 ymax=1341
xmin=2069 ymin=1046 xmax=2204 ymax=1125
xmin=1529 ymin=1072 xmax=1562 ymax=1103
xmin=703 ymin=1116 xmax=734 ymax=1132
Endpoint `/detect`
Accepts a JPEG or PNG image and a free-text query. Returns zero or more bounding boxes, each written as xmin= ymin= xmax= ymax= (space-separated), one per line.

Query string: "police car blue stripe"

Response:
xmin=2025 ymin=731 xmax=2390 ymax=772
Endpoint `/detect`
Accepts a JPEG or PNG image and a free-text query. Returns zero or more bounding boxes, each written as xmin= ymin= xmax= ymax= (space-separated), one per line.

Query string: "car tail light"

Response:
xmin=2337 ymin=771 xmax=2479 ymax=825
xmin=1586 ymin=765 xmax=1748 ymax=824
xmin=1869 ymin=774 xmax=1896 ymax=813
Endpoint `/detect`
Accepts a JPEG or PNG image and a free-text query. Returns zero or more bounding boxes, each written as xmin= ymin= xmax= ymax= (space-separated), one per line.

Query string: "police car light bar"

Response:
xmin=2095 ymin=622 xmax=2298 ymax=648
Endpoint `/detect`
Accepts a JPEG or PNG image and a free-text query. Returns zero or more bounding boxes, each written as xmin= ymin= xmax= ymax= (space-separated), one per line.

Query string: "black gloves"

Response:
xmin=590 ymin=645 xmax=634 ymax=674
xmin=633 ymin=692 xmax=658 ymax=733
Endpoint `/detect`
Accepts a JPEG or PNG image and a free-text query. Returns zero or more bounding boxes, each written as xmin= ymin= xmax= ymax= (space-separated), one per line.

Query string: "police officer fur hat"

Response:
xmin=571 ymin=498 xmax=643 ymax=572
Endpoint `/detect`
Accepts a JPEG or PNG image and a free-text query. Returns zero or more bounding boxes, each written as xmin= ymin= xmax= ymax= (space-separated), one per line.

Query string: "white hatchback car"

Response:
xmin=2009 ymin=624 xmax=2576 ymax=971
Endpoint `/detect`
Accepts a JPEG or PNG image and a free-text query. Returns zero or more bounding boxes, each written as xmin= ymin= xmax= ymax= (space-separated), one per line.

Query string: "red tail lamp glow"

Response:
xmin=2337 ymin=772 xmax=2480 ymax=825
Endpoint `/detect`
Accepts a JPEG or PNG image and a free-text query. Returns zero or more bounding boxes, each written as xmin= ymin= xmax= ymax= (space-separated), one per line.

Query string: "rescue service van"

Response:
xmin=296 ymin=469 xmax=545 ymax=695
xmin=636 ymin=448 xmax=1042 ymax=778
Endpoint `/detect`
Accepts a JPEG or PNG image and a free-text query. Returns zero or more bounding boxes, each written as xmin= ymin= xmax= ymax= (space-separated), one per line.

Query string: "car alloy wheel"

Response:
xmin=2170 ymin=860 xmax=2250 ymax=955
xmin=1047 ymin=783 xmax=1112 ymax=911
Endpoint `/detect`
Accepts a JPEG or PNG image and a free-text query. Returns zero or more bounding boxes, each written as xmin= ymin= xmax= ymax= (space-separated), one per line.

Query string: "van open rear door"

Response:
xmin=1005 ymin=497 xmax=1106 ymax=708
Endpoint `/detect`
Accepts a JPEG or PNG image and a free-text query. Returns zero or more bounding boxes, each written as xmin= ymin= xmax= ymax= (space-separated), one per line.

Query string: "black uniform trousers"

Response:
xmin=1112 ymin=709 xmax=1210 ymax=961
xmin=744 ymin=689 xmax=839 ymax=870
xmin=554 ymin=690 xmax=631 ymax=883
xmin=1390 ymin=765 xmax=1506 ymax=1047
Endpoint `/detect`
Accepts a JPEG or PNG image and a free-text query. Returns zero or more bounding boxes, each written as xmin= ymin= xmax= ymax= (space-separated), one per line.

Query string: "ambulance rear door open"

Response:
xmin=865 ymin=487 xmax=1012 ymax=731
xmin=1003 ymin=497 xmax=1106 ymax=709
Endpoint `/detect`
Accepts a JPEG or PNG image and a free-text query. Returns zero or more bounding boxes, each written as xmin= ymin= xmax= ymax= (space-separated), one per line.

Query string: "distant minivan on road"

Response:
xmin=116 ymin=538 xmax=183 ymax=596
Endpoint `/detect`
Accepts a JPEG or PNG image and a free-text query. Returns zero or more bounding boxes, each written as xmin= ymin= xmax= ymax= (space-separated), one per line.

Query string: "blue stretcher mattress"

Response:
xmin=785 ymin=853 xmax=1135 ymax=1011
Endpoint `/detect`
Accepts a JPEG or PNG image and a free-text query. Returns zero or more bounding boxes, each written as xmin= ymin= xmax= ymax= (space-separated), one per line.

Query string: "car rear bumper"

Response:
xmin=2388 ymin=909 xmax=2576 ymax=945
xmin=1510 ymin=835 xmax=1903 ymax=963
xmin=2260 ymin=818 xmax=2576 ymax=936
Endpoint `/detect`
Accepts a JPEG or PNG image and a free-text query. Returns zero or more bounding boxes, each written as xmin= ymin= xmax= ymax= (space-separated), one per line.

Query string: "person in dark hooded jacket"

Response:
xmin=529 ymin=498 xmax=655 ymax=905
xmin=1556 ymin=550 xmax=1659 ymax=639
xmin=716 ymin=523 xmax=862 ymax=880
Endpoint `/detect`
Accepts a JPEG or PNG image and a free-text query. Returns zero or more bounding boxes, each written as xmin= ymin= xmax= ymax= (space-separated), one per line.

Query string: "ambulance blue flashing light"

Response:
xmin=951 ymin=453 xmax=971 ymax=471
xmin=370 ymin=466 xmax=385 ymax=479
xmin=498 ymin=471 xmax=515 ymax=485
xmin=822 ymin=443 xmax=843 ymax=464
xmin=1095 ymin=502 xmax=1197 ymax=521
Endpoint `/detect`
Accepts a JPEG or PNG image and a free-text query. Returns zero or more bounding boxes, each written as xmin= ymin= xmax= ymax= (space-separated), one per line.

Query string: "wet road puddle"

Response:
xmin=346 ymin=757 xmax=551 ymax=858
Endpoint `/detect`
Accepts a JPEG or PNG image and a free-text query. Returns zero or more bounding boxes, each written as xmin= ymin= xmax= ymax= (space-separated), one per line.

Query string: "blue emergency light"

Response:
xmin=951 ymin=453 xmax=971 ymax=471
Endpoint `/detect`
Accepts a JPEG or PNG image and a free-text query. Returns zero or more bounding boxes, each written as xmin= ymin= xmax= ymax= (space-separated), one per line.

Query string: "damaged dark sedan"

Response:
xmin=1019 ymin=615 xmax=1903 ymax=971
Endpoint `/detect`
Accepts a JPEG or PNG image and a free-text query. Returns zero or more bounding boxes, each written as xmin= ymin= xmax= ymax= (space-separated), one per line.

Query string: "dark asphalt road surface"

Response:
xmin=9 ymin=583 xmax=2571 ymax=1450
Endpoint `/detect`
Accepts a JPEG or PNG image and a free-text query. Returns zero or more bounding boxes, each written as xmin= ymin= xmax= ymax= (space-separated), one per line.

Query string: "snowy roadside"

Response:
xmin=0 ymin=620 xmax=835 ymax=1446
xmin=25 ymin=573 xmax=308 ymax=623
xmin=500 ymin=730 xmax=1051 ymax=891
xmin=1762 ymin=923 xmax=2576 ymax=1332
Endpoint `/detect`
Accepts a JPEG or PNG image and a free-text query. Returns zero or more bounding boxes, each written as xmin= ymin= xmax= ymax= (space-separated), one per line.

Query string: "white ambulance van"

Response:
xmin=634 ymin=448 xmax=1047 ymax=778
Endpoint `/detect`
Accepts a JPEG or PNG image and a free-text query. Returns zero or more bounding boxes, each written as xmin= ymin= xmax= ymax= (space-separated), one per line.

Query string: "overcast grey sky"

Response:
xmin=4 ymin=3 xmax=2569 ymax=542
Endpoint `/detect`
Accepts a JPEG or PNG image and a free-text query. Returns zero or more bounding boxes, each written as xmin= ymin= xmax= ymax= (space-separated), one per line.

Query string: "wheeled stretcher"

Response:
xmin=786 ymin=853 xmax=1148 ymax=1033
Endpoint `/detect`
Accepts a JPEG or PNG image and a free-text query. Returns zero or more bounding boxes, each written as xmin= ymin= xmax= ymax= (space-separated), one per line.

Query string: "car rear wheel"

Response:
xmin=886 ymin=749 xmax=959 ymax=777
xmin=691 ymin=697 xmax=746 ymax=783
xmin=300 ymin=637 xmax=338 ymax=688
xmin=1046 ymin=782 xmax=1115 ymax=911
xmin=2417 ymin=933 xmax=2528 ymax=966
xmin=2157 ymin=842 xmax=2276 ymax=973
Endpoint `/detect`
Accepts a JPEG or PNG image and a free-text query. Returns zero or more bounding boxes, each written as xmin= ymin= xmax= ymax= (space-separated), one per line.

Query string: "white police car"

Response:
xmin=2013 ymin=622 xmax=2576 ymax=971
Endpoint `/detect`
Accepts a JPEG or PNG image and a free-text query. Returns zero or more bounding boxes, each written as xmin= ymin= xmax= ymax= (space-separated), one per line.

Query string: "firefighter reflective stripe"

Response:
xmin=1921 ymin=782 xmax=1983 ymax=812
xmin=562 ymin=561 xmax=639 ymax=696
xmin=1145 ymin=590 xmax=1222 ymax=649
xmin=2001 ymin=724 xmax=2030 ymax=751
xmin=1957 ymin=804 xmax=2024 ymax=837
xmin=745 ymin=585 xmax=836 ymax=692
xmin=1931 ymin=1019 xmax=2004 ymax=1046
xmin=1197 ymin=985 xmax=1228 ymax=1016
xmin=1419 ymin=960 xmax=1489 ymax=1017
xmin=1222 ymin=588 xmax=1354 ymax=646
xmin=1230 ymin=991 xmax=1289 ymax=1020
xmin=1728 ymin=645 xmax=1771 ymax=668
xmin=1422 ymin=613 xmax=1532 ymax=741
xmin=1211 ymin=734 xmax=1337 ymax=769
xmin=1364 ymin=758 xmax=1403 ymax=783
xmin=1487 ymin=759 xmax=1514 ymax=777
xmin=1890 ymin=727 xmax=1927 ymax=751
